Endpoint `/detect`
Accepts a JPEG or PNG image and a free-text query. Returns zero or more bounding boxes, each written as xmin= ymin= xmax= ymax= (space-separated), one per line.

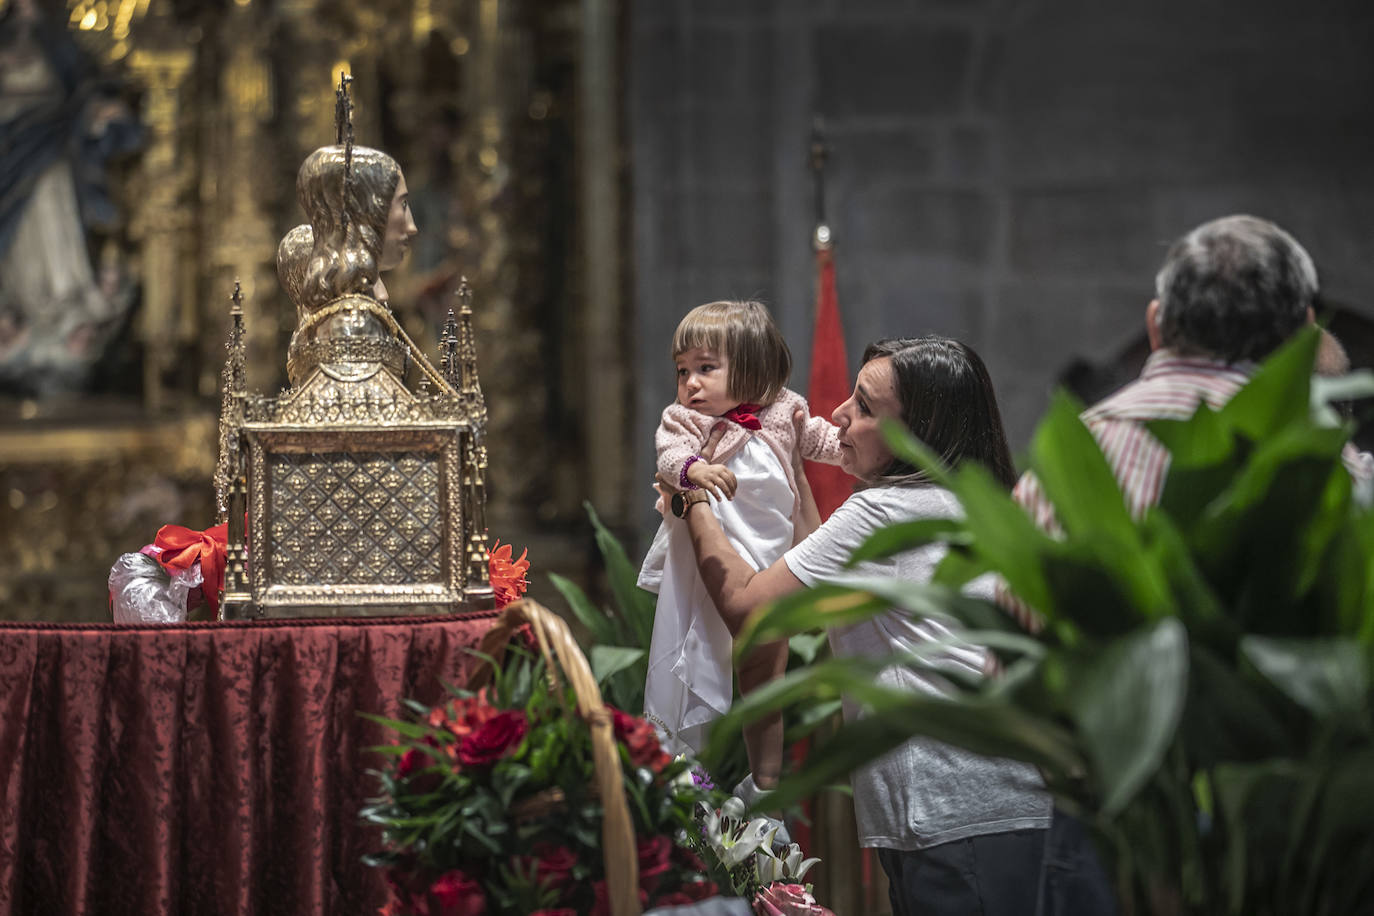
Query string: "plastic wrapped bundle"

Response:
xmin=108 ymin=551 xmax=199 ymax=624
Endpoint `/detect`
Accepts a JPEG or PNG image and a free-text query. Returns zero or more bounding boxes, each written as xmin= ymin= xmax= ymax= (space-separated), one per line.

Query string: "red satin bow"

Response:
xmin=722 ymin=402 xmax=763 ymax=430
xmin=153 ymin=523 xmax=228 ymax=618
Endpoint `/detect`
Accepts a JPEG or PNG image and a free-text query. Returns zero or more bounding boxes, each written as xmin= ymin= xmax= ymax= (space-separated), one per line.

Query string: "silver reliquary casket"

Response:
xmin=217 ymin=290 xmax=493 ymax=618
xmin=213 ymin=112 xmax=494 ymax=618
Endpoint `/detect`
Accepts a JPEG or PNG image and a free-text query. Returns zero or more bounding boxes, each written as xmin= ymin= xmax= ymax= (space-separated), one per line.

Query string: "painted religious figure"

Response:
xmin=0 ymin=0 xmax=142 ymax=396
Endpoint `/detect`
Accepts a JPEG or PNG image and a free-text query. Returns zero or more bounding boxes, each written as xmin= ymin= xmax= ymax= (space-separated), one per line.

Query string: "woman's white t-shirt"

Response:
xmin=783 ymin=485 xmax=1052 ymax=850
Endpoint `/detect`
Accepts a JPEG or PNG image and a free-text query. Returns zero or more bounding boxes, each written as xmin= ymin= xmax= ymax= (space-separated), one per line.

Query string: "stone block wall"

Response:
xmin=629 ymin=0 xmax=1374 ymax=535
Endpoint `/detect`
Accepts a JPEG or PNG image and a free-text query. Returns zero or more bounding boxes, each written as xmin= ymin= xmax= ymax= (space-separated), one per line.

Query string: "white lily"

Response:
xmin=755 ymin=841 xmax=822 ymax=884
xmin=698 ymin=801 xmax=782 ymax=869
xmin=671 ymin=756 xmax=696 ymax=792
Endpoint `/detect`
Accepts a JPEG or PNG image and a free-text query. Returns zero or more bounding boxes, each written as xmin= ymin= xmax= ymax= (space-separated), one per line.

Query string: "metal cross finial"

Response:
xmin=230 ymin=278 xmax=243 ymax=316
xmin=334 ymin=71 xmax=354 ymax=145
xmin=334 ymin=71 xmax=355 ymax=234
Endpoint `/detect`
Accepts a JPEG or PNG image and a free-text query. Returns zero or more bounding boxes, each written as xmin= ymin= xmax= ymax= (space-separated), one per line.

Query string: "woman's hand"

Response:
xmin=791 ymin=408 xmax=821 ymax=540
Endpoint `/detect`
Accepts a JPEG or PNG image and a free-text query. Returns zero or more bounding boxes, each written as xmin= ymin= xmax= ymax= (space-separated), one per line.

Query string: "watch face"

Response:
xmin=671 ymin=491 xmax=687 ymax=518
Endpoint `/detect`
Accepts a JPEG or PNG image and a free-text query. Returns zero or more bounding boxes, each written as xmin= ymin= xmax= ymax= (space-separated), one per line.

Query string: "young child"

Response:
xmin=639 ymin=300 xmax=843 ymax=792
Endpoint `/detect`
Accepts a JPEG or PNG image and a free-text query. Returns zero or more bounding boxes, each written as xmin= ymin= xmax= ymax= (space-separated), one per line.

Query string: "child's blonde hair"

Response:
xmin=671 ymin=300 xmax=791 ymax=406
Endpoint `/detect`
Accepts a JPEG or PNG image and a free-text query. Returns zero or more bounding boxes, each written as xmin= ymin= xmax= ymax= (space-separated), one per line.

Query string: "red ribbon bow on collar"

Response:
xmin=722 ymin=402 xmax=763 ymax=430
xmin=153 ymin=523 xmax=228 ymax=618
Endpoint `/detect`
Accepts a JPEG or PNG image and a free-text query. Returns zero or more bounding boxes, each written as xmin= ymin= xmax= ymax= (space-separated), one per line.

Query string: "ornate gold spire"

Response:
xmin=214 ymin=281 xmax=247 ymax=520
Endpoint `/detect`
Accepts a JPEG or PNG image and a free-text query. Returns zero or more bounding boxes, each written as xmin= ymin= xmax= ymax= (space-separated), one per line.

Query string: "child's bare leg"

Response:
xmin=737 ymin=639 xmax=789 ymax=789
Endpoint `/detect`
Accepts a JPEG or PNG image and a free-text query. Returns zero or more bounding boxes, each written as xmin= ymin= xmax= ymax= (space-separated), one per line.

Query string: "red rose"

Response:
xmin=430 ymin=693 xmax=500 ymax=754
xmin=396 ymin=739 xmax=445 ymax=794
xmin=427 ymin=870 xmax=487 ymax=916
xmin=514 ymin=842 xmax=578 ymax=894
xmin=637 ymin=835 xmax=673 ymax=895
xmin=457 ymin=710 xmax=528 ymax=767
xmin=397 ymin=747 xmax=423 ymax=779
xmin=608 ymin=706 xmax=672 ymax=773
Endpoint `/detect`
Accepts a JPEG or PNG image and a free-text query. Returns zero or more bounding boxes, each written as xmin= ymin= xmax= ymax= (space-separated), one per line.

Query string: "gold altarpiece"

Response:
xmin=0 ymin=0 xmax=633 ymax=620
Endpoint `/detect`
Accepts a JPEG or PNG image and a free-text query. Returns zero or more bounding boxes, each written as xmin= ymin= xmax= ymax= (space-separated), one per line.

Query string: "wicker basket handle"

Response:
xmin=468 ymin=599 xmax=642 ymax=916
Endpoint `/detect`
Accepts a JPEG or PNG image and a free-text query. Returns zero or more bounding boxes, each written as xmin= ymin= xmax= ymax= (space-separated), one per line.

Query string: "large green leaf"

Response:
xmin=1062 ymin=618 xmax=1189 ymax=815
xmin=880 ymin=421 xmax=1065 ymax=617
xmin=1029 ymin=391 xmax=1135 ymax=542
xmin=1210 ymin=760 xmax=1298 ymax=913
xmin=1311 ymin=368 xmax=1374 ymax=409
xmin=1239 ymin=636 xmax=1369 ymax=726
xmin=844 ymin=517 xmax=968 ymax=567
xmin=548 ymin=572 xmax=617 ymax=645
xmin=1183 ymin=645 xmax=1291 ymax=765
xmin=589 ymin=645 xmax=646 ymax=686
xmin=585 ymin=501 xmax=657 ymax=650
xmin=1305 ymin=752 xmax=1374 ymax=912
xmin=930 ymin=547 xmax=995 ymax=592
xmin=1148 ymin=399 xmax=1237 ymax=469
xmin=734 ymin=583 xmax=894 ymax=657
xmin=757 ymin=696 xmax=1086 ymax=812
xmin=787 ymin=631 xmax=829 ymax=665
xmin=1137 ymin=511 xmax=1229 ymax=647
xmin=1217 ymin=325 xmax=1319 ymax=441
xmin=735 ymin=577 xmax=1022 ymax=658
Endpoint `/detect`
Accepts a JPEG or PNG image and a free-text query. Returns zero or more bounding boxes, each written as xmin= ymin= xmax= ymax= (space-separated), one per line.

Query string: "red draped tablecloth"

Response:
xmin=0 ymin=613 xmax=499 ymax=916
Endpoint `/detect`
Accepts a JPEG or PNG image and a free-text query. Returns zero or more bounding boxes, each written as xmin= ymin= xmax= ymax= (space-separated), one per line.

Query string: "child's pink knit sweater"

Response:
xmin=655 ymin=387 xmax=844 ymax=524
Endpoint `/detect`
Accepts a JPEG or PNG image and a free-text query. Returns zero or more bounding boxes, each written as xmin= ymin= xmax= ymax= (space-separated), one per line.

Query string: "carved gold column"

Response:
xmin=206 ymin=4 xmax=278 ymax=393
xmin=126 ymin=48 xmax=193 ymax=412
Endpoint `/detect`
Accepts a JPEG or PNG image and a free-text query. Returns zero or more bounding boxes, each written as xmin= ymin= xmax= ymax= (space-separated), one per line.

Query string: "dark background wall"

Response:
xmin=628 ymin=0 xmax=1374 ymax=538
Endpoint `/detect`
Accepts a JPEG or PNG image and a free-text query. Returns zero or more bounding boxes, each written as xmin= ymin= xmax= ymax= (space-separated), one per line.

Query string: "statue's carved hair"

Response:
xmin=295 ymin=145 xmax=400 ymax=309
xmin=276 ymin=223 xmax=314 ymax=310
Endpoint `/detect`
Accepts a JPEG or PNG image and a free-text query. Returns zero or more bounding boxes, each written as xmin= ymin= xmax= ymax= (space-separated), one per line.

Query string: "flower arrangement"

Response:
xmin=362 ymin=627 xmax=720 ymax=915
xmin=363 ymin=606 xmax=837 ymax=916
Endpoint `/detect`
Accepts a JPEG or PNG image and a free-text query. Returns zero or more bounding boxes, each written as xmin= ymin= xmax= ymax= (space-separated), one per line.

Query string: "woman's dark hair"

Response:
xmin=863 ymin=336 xmax=1017 ymax=489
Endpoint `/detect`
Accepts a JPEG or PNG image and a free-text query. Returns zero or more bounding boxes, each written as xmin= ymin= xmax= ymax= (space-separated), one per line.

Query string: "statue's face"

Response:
xmin=378 ymin=173 xmax=417 ymax=271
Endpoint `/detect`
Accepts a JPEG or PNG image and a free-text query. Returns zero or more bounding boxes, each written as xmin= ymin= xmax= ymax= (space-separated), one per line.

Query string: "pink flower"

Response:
xmin=753 ymin=882 xmax=835 ymax=916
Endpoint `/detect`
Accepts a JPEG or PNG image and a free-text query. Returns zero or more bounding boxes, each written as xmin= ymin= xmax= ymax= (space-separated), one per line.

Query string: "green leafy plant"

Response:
xmin=549 ymin=503 xmax=659 ymax=716
xmin=550 ymin=503 xmax=843 ymax=791
xmin=361 ymin=641 xmax=721 ymax=915
xmin=706 ymin=327 xmax=1374 ymax=915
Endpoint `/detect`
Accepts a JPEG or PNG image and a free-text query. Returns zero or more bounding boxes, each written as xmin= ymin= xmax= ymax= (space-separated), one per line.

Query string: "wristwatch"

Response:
xmin=670 ymin=489 xmax=709 ymax=519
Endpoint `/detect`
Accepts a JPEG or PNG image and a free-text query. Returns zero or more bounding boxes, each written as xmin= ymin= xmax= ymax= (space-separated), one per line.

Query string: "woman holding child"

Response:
xmin=654 ymin=328 xmax=1114 ymax=915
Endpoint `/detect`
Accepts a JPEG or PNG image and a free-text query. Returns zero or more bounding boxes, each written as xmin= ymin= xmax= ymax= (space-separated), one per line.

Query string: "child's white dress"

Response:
xmin=639 ymin=436 xmax=795 ymax=756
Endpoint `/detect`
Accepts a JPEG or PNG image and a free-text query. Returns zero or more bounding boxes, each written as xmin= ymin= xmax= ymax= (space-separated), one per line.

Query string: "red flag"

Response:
xmin=804 ymin=246 xmax=851 ymax=520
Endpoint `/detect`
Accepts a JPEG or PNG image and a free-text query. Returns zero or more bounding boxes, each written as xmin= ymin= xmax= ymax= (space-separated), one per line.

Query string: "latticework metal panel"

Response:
xmin=269 ymin=452 xmax=443 ymax=586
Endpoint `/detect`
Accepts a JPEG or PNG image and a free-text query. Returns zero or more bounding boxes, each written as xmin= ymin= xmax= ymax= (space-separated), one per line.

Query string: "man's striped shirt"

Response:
xmin=1005 ymin=349 xmax=1371 ymax=630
